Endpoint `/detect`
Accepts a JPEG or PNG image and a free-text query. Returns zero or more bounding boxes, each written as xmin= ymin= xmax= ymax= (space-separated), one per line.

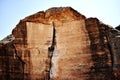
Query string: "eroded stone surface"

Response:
xmin=0 ymin=7 xmax=120 ymax=80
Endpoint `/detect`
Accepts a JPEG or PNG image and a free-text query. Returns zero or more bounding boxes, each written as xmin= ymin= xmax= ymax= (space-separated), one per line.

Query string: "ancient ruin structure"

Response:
xmin=0 ymin=7 xmax=120 ymax=80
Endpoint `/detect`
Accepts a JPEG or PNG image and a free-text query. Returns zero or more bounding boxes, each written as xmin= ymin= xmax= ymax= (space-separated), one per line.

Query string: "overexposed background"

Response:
xmin=0 ymin=0 xmax=120 ymax=40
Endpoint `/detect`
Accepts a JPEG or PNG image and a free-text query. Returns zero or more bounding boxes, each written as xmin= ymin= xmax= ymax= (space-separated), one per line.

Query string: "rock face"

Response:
xmin=0 ymin=7 xmax=120 ymax=80
xmin=116 ymin=25 xmax=120 ymax=31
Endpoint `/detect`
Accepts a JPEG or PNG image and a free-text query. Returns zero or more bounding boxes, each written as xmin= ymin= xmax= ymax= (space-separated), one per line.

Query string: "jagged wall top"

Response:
xmin=22 ymin=7 xmax=86 ymax=23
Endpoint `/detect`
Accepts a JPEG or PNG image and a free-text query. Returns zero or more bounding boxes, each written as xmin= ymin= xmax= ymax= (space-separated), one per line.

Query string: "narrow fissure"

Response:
xmin=12 ymin=44 xmax=25 ymax=64
xmin=47 ymin=22 xmax=56 ymax=80
xmin=12 ymin=43 xmax=25 ymax=80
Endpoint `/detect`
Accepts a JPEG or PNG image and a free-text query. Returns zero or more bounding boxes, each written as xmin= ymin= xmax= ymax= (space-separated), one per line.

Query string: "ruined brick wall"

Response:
xmin=0 ymin=7 xmax=120 ymax=80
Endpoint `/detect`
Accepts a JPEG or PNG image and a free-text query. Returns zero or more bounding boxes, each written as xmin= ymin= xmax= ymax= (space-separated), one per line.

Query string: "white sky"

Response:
xmin=0 ymin=0 xmax=120 ymax=40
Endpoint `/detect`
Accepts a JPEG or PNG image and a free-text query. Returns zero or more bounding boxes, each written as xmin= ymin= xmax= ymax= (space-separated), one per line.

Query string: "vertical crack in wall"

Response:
xmin=12 ymin=44 xmax=25 ymax=64
xmin=47 ymin=22 xmax=56 ymax=80
xmin=12 ymin=43 xmax=25 ymax=79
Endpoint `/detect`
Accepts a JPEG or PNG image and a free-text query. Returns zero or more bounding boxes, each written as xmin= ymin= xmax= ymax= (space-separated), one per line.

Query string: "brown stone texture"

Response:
xmin=0 ymin=7 xmax=120 ymax=80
